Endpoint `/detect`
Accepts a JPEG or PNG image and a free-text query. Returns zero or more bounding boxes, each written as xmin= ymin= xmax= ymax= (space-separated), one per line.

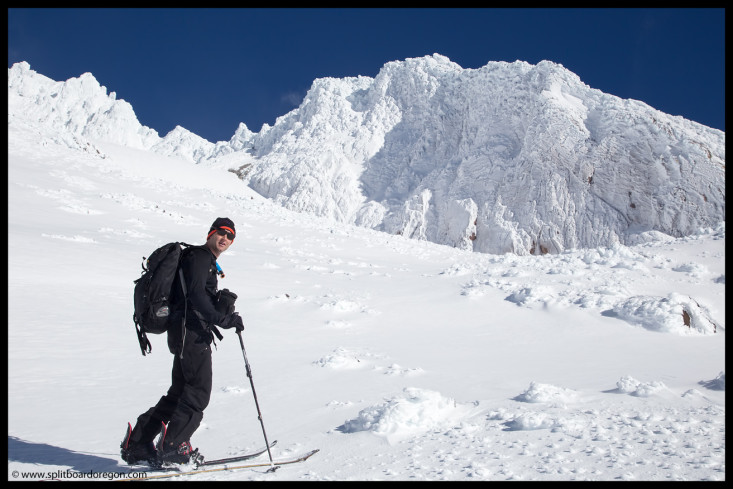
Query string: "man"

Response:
xmin=121 ymin=217 xmax=244 ymax=466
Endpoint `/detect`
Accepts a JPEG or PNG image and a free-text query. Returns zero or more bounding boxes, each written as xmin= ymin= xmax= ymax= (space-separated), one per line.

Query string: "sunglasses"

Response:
xmin=210 ymin=228 xmax=235 ymax=240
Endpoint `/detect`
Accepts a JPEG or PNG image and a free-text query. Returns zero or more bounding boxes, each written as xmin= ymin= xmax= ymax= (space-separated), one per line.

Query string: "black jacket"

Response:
xmin=167 ymin=245 xmax=226 ymax=353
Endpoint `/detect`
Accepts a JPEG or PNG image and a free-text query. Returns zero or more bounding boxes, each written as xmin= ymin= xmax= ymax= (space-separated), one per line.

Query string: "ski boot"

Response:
xmin=155 ymin=421 xmax=204 ymax=466
xmin=158 ymin=440 xmax=204 ymax=466
xmin=120 ymin=422 xmax=158 ymax=465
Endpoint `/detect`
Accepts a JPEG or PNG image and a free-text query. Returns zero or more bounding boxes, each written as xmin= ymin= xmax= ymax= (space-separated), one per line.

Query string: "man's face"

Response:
xmin=206 ymin=228 xmax=233 ymax=257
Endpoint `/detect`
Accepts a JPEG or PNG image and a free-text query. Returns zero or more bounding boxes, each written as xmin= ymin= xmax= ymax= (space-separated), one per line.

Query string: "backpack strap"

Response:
xmin=134 ymin=314 xmax=153 ymax=356
xmin=177 ymin=242 xmax=193 ymax=359
xmin=178 ymin=266 xmax=188 ymax=359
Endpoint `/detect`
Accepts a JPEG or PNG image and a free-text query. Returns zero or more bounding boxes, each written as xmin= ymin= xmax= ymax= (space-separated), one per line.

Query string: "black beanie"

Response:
xmin=210 ymin=217 xmax=235 ymax=237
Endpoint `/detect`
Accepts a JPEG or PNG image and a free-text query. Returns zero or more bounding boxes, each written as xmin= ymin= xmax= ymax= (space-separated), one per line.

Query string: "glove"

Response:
xmin=220 ymin=312 xmax=244 ymax=332
xmin=215 ymin=289 xmax=238 ymax=316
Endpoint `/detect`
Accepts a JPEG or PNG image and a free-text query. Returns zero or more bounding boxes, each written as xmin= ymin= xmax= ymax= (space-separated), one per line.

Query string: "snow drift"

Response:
xmin=339 ymin=387 xmax=474 ymax=444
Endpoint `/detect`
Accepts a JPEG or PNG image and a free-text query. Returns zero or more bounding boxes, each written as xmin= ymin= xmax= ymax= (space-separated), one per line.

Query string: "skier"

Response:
xmin=122 ymin=217 xmax=244 ymax=466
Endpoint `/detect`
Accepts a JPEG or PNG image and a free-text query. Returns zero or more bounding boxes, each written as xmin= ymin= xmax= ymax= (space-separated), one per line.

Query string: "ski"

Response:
xmin=119 ymin=448 xmax=320 ymax=481
xmin=125 ymin=439 xmax=277 ymax=471
xmin=197 ymin=440 xmax=278 ymax=466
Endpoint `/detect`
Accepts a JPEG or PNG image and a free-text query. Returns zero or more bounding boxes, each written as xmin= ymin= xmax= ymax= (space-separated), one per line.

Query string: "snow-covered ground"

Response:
xmin=8 ymin=113 xmax=725 ymax=481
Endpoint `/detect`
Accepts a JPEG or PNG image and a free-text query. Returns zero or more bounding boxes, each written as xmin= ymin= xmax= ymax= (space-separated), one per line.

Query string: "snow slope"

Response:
xmin=7 ymin=78 xmax=725 ymax=480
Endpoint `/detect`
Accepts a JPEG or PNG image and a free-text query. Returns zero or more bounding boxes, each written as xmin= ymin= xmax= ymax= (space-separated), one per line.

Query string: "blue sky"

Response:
xmin=8 ymin=8 xmax=725 ymax=143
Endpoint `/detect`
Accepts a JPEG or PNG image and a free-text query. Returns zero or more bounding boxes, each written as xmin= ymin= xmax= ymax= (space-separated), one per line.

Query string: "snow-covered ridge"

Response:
xmin=8 ymin=55 xmax=725 ymax=255
xmin=7 ymin=61 xmax=249 ymax=157
xmin=8 ymin=61 xmax=160 ymax=149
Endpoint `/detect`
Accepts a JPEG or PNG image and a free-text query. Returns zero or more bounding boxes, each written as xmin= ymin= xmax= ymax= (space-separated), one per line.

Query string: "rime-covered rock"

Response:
xmin=8 ymin=55 xmax=725 ymax=255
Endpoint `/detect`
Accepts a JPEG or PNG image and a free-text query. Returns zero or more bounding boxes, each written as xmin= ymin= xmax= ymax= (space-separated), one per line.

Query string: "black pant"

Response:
xmin=129 ymin=330 xmax=213 ymax=450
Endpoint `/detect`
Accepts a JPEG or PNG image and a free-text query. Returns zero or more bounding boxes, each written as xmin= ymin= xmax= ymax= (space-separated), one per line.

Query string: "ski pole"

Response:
xmin=237 ymin=329 xmax=278 ymax=471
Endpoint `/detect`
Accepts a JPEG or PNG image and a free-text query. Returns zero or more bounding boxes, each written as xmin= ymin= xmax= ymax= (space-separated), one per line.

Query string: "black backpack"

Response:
xmin=133 ymin=242 xmax=193 ymax=356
